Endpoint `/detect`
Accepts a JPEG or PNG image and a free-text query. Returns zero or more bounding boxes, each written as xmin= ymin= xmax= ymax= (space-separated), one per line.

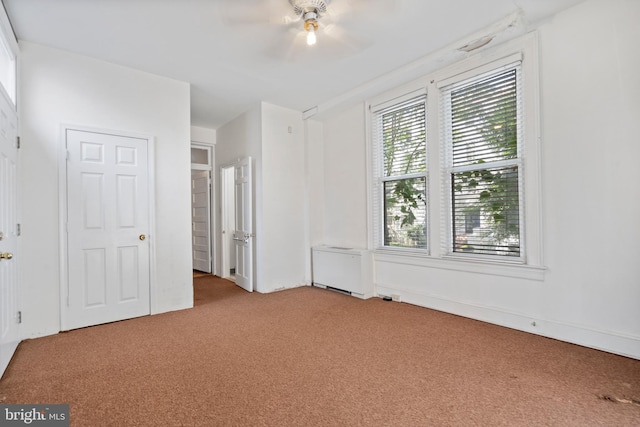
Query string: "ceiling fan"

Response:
xmin=288 ymin=0 xmax=329 ymax=46
xmin=221 ymin=0 xmax=396 ymax=60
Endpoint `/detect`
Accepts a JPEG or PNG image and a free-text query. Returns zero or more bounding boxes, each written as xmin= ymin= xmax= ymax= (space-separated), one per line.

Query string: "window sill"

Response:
xmin=373 ymin=249 xmax=546 ymax=281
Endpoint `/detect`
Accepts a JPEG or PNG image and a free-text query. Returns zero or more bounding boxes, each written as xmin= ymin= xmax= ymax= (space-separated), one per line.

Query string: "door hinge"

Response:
xmin=16 ymin=136 xmax=20 ymax=149
xmin=17 ymin=311 xmax=22 ymax=324
xmin=16 ymin=223 xmax=21 ymax=236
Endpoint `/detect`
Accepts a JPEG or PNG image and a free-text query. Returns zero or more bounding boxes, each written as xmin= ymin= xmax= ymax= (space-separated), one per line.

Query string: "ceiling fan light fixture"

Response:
xmin=304 ymin=19 xmax=318 ymax=45
xmin=290 ymin=1 xmax=328 ymax=47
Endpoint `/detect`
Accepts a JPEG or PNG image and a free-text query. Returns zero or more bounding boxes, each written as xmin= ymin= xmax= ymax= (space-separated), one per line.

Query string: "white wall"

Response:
xmin=216 ymin=103 xmax=307 ymax=293
xmin=260 ymin=103 xmax=306 ymax=291
xmin=311 ymin=0 xmax=640 ymax=359
xmin=215 ymin=105 xmax=262 ymax=284
xmin=535 ymin=0 xmax=640 ymax=353
xmin=305 ymin=119 xmax=325 ymax=281
xmin=321 ymin=104 xmax=369 ymax=249
xmin=18 ymin=41 xmax=193 ymax=338
xmin=191 ymin=125 xmax=216 ymax=145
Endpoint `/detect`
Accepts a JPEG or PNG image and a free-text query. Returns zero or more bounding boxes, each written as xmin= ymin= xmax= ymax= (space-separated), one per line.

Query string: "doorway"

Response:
xmin=0 ymin=3 xmax=19 ymax=378
xmin=220 ymin=165 xmax=236 ymax=280
xmin=191 ymin=169 xmax=211 ymax=273
xmin=0 ymin=85 xmax=19 ymax=377
xmin=220 ymin=157 xmax=253 ymax=292
xmin=190 ymin=144 xmax=214 ymax=274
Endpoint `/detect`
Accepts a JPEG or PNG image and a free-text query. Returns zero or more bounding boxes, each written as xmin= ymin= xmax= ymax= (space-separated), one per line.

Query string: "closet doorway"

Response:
xmin=191 ymin=144 xmax=214 ymax=274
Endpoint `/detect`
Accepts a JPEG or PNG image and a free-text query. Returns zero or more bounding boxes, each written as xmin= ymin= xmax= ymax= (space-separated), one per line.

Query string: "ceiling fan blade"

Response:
xmin=318 ymin=23 xmax=370 ymax=57
xmin=265 ymin=26 xmax=368 ymax=63
xmin=220 ymin=0 xmax=298 ymax=27
xmin=325 ymin=0 xmax=399 ymax=24
xmin=265 ymin=27 xmax=307 ymax=62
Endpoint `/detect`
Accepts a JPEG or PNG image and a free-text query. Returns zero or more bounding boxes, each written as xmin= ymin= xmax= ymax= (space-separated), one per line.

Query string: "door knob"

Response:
xmin=0 ymin=252 xmax=13 ymax=260
xmin=139 ymin=235 xmax=146 ymax=241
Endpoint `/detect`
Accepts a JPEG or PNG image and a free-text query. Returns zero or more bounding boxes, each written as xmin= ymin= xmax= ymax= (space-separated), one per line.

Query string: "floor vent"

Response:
xmin=325 ymin=286 xmax=352 ymax=296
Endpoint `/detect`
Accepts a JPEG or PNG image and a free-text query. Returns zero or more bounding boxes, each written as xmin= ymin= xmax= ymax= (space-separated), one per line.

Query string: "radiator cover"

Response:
xmin=311 ymin=246 xmax=373 ymax=299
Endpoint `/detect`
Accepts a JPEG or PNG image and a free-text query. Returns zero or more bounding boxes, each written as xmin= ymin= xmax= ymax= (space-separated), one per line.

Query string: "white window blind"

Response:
xmin=371 ymin=95 xmax=428 ymax=249
xmin=442 ymin=65 xmax=524 ymax=258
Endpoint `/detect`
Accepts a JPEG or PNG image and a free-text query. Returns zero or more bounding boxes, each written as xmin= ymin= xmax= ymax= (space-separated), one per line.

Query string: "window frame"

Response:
xmin=367 ymin=33 xmax=544 ymax=278
xmin=370 ymin=90 xmax=429 ymax=253
xmin=441 ymin=63 xmax=525 ymax=262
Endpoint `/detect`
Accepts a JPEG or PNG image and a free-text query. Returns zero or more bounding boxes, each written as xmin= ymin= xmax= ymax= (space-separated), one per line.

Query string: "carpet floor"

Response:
xmin=1 ymin=276 xmax=639 ymax=426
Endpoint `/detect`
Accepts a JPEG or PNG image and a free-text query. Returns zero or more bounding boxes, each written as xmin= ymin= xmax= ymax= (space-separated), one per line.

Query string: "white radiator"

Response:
xmin=311 ymin=246 xmax=373 ymax=299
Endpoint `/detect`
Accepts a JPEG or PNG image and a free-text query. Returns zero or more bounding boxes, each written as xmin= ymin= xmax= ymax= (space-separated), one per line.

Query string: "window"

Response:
xmin=0 ymin=13 xmax=16 ymax=105
xmin=372 ymin=95 xmax=427 ymax=249
xmin=442 ymin=66 xmax=523 ymax=258
xmin=369 ymin=38 xmax=542 ymax=271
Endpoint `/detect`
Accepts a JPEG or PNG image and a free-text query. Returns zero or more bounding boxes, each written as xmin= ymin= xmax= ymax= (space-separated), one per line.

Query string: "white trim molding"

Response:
xmin=376 ymin=284 xmax=640 ymax=360
xmin=375 ymin=251 xmax=546 ymax=281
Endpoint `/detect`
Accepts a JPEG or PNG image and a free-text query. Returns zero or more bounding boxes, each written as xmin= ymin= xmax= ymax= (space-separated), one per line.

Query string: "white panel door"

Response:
xmin=64 ymin=130 xmax=150 ymax=330
xmin=0 ymin=91 xmax=19 ymax=378
xmin=233 ymin=157 xmax=253 ymax=292
xmin=191 ymin=170 xmax=211 ymax=273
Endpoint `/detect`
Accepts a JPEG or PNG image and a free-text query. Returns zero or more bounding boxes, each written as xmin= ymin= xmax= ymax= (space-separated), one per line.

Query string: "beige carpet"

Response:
xmin=1 ymin=275 xmax=639 ymax=426
xmin=192 ymin=270 xmax=211 ymax=279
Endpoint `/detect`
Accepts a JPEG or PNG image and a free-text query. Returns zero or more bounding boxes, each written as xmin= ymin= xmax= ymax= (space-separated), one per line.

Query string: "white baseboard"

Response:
xmin=377 ymin=285 xmax=640 ymax=360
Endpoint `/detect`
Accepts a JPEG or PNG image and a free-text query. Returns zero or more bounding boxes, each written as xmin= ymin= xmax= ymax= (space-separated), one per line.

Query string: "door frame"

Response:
xmin=220 ymin=164 xmax=235 ymax=280
xmin=0 ymin=0 xmax=20 ymax=378
xmin=190 ymin=169 xmax=212 ymax=273
xmin=0 ymin=72 xmax=18 ymax=378
xmin=58 ymin=124 xmax=157 ymax=330
xmin=220 ymin=157 xmax=254 ymax=291
xmin=190 ymin=143 xmax=215 ymax=275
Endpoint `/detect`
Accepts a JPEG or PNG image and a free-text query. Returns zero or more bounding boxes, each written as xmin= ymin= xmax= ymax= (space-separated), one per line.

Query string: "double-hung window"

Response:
xmin=441 ymin=64 xmax=523 ymax=258
xmin=371 ymin=94 xmax=427 ymax=249
xmin=369 ymin=37 xmax=541 ymax=270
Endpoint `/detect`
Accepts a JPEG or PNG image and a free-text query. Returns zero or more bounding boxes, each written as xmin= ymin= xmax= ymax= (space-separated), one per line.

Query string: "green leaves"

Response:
xmin=381 ymin=98 xmax=428 ymax=248
xmin=384 ymin=177 xmax=426 ymax=248
xmin=448 ymin=69 xmax=521 ymax=255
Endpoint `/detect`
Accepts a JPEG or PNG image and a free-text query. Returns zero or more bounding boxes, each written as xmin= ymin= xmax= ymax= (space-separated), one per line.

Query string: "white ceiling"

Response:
xmin=3 ymin=0 xmax=584 ymax=129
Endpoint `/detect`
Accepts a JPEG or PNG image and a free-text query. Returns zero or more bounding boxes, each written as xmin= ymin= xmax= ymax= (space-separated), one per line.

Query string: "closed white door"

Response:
xmin=233 ymin=157 xmax=253 ymax=292
xmin=191 ymin=169 xmax=211 ymax=273
xmin=0 ymin=92 xmax=19 ymax=377
xmin=64 ymin=130 xmax=151 ymax=330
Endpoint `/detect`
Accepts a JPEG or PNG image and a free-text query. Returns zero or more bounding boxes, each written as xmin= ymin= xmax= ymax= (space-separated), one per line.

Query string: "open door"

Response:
xmin=232 ymin=157 xmax=253 ymax=292
xmin=0 ymin=89 xmax=19 ymax=378
xmin=0 ymin=1 xmax=20 ymax=379
xmin=220 ymin=166 xmax=235 ymax=280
